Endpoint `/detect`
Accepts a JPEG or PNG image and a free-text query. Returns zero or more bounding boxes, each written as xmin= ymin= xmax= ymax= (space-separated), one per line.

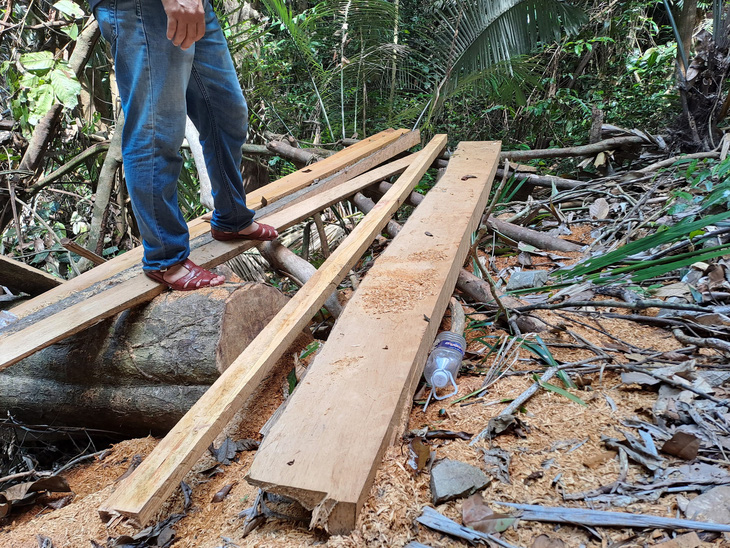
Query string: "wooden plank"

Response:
xmin=9 ymin=128 xmax=418 ymax=319
xmin=0 ymin=254 xmax=62 ymax=295
xmin=0 ymin=152 xmax=420 ymax=371
xmin=246 ymin=141 xmax=500 ymax=534
xmin=97 ymin=135 xmax=448 ymax=525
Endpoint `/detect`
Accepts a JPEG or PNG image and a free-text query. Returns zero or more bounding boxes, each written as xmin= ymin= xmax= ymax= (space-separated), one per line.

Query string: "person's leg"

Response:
xmin=95 ymin=0 xmax=224 ymax=286
xmin=185 ymin=2 xmax=273 ymax=238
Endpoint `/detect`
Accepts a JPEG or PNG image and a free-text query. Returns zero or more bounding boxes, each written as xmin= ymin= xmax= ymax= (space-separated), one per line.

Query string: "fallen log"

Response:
xmin=0 ymin=282 xmax=302 ymax=435
xmin=259 ymin=241 xmax=343 ymax=318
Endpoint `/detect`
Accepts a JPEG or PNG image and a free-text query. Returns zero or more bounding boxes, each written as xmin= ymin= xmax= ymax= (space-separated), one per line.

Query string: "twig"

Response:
xmin=515 ymin=299 xmax=714 ymax=314
xmin=672 ymin=328 xmax=730 ymax=355
xmin=13 ymin=196 xmax=80 ymax=276
xmin=618 ymin=361 xmax=725 ymax=404
xmin=470 ymin=356 xmax=604 ymax=445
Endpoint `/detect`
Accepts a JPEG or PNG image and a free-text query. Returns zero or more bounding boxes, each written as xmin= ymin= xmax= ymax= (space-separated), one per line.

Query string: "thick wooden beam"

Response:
xmin=9 ymin=128 xmax=418 ymax=320
xmin=0 ymin=152 xmax=419 ymax=372
xmin=97 ymin=135 xmax=448 ymax=526
xmin=0 ymin=254 xmax=62 ymax=296
xmin=246 ymin=142 xmax=500 ymax=534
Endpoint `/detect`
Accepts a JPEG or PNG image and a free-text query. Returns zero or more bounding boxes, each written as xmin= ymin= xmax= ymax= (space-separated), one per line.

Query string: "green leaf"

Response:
xmin=20 ymin=52 xmax=55 ymax=73
xmin=53 ymin=0 xmax=86 ymax=18
xmin=62 ymin=23 xmax=79 ymax=40
xmin=534 ymin=375 xmax=587 ymax=406
xmin=27 ymin=84 xmax=55 ymax=125
xmin=50 ymin=66 xmax=81 ymax=108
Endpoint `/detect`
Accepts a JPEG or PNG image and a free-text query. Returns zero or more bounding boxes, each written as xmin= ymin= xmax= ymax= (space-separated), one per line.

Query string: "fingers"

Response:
xmin=166 ymin=19 xmax=204 ymax=50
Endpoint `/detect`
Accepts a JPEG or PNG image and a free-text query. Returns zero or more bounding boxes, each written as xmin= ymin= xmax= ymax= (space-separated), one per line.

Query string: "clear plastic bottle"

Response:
xmin=423 ymin=331 xmax=466 ymax=400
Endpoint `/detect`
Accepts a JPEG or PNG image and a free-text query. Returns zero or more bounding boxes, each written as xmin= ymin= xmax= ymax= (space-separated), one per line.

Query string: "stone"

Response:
xmin=506 ymin=270 xmax=548 ymax=291
xmin=430 ymin=459 xmax=490 ymax=505
xmin=684 ymin=485 xmax=730 ymax=525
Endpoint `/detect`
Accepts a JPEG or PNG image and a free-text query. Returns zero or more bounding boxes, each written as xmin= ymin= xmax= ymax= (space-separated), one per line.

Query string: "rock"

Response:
xmin=684 ymin=485 xmax=730 ymax=525
xmin=506 ymin=270 xmax=548 ymax=291
xmin=430 ymin=459 xmax=490 ymax=505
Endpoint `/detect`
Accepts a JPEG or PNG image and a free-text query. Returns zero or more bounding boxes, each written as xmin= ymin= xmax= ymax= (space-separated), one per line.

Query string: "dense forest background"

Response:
xmin=0 ymin=0 xmax=726 ymax=280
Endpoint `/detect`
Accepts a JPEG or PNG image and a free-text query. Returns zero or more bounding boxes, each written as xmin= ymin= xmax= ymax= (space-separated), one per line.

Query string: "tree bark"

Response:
xmin=0 ymin=281 xmax=309 ymax=435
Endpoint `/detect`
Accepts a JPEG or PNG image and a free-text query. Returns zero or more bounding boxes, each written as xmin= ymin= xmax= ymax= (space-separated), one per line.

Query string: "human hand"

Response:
xmin=160 ymin=0 xmax=205 ymax=50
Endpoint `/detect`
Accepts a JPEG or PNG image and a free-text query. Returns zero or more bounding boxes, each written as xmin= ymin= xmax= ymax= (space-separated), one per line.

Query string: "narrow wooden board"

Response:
xmin=0 ymin=254 xmax=62 ymax=295
xmin=97 ymin=135 xmax=448 ymax=525
xmin=9 ymin=128 xmax=418 ymax=319
xmin=247 ymin=141 xmax=500 ymax=534
xmin=0 ymin=151 xmax=419 ymax=372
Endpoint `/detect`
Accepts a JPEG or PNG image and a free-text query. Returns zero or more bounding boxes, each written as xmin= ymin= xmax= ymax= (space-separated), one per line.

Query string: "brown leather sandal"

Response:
xmin=210 ymin=222 xmax=278 ymax=242
xmin=145 ymin=259 xmax=225 ymax=291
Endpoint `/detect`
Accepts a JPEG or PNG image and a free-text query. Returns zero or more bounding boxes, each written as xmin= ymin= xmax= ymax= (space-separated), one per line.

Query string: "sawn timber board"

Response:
xmin=9 ymin=128 xmax=418 ymax=320
xmin=96 ymin=136 xmax=449 ymax=525
xmin=246 ymin=141 xmax=501 ymax=534
xmin=0 ymin=151 xmax=419 ymax=371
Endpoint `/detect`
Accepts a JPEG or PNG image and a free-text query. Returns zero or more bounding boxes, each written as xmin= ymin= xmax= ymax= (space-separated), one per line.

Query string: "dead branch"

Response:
xmin=514 ymin=299 xmax=715 ymax=314
xmin=671 ymin=328 xmax=730 ymax=355
xmin=485 ymin=216 xmax=583 ymax=252
xmin=494 ymin=168 xmax=583 ymax=190
xmin=638 ymin=151 xmax=720 ymax=173
xmin=500 ymin=135 xmax=653 ymax=162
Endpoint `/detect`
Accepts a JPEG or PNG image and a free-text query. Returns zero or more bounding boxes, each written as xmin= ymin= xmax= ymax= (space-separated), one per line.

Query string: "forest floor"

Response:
xmin=1 ymin=224 xmax=728 ymax=548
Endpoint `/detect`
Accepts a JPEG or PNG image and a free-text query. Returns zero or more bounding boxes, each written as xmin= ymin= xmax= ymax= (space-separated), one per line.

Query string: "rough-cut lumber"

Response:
xmin=0 ymin=283 xmax=292 ymax=435
xmin=9 ymin=128 xmax=418 ymax=320
xmin=247 ymin=141 xmax=499 ymax=534
xmin=96 ymin=135 xmax=448 ymax=526
xmin=0 ymin=152 xmax=420 ymax=372
xmin=0 ymin=254 xmax=62 ymax=295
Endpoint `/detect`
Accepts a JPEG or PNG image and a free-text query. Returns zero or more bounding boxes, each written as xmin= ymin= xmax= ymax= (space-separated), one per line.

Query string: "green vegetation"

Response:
xmin=0 ymin=0 xmax=723 ymax=278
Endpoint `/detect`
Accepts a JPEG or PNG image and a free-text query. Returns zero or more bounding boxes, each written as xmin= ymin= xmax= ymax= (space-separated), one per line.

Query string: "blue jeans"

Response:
xmin=95 ymin=0 xmax=255 ymax=271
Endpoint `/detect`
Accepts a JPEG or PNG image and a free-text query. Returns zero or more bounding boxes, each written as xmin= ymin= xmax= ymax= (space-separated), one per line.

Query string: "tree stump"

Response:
xmin=0 ymin=281 xmax=310 ymax=435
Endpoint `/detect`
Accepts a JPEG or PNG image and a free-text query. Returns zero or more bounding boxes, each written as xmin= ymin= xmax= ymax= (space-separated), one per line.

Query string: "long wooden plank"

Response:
xmin=0 ymin=254 xmax=62 ymax=295
xmin=9 ymin=128 xmax=417 ymax=319
xmin=96 ymin=136 xmax=448 ymax=526
xmin=0 ymin=151 xmax=420 ymax=371
xmin=247 ymin=142 xmax=500 ymax=534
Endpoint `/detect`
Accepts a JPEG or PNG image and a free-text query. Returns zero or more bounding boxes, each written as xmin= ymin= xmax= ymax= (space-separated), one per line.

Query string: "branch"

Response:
xmin=500 ymin=135 xmax=655 ymax=162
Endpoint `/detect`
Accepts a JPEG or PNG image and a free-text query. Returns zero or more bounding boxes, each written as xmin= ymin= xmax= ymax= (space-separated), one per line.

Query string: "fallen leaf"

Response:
xmin=662 ymin=432 xmax=701 ymax=460
xmin=462 ymin=493 xmax=515 ymax=533
xmin=212 ymin=483 xmax=235 ymax=503
xmin=654 ymin=531 xmax=703 ymax=547
xmin=45 ymin=494 xmax=74 ymax=510
xmin=523 ymin=471 xmax=544 ymax=485
xmin=424 ymin=430 xmax=472 ymax=441
xmin=583 ymin=450 xmax=616 ymax=469
xmin=407 ymin=437 xmax=431 ymax=474
xmin=532 ymin=534 xmax=566 ymax=548
xmin=461 ymin=175 xmax=477 ymax=180
xmin=0 ymin=476 xmax=72 ymax=517
xmin=589 ymin=198 xmax=610 ymax=220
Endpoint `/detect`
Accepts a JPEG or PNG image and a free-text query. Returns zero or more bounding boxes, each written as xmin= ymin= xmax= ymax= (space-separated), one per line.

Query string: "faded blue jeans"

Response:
xmin=94 ymin=0 xmax=255 ymax=271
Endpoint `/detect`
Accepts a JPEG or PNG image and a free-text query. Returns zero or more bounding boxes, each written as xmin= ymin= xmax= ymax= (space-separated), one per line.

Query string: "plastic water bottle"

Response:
xmin=423 ymin=331 xmax=466 ymax=400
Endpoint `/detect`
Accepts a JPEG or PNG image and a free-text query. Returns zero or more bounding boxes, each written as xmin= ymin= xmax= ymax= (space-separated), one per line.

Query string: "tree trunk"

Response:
xmin=0 ymin=281 xmax=311 ymax=435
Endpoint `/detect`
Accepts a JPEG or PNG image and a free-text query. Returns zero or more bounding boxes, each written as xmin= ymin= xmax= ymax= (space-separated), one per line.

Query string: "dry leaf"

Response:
xmin=654 ymin=531 xmax=703 ymax=548
xmin=462 ymin=493 xmax=515 ymax=533
xmin=407 ymin=437 xmax=431 ymax=474
xmin=212 ymin=483 xmax=235 ymax=503
xmin=583 ymin=450 xmax=617 ymax=469
xmin=661 ymin=432 xmax=701 ymax=460
xmin=589 ymin=198 xmax=610 ymax=220
xmin=532 ymin=534 xmax=566 ymax=548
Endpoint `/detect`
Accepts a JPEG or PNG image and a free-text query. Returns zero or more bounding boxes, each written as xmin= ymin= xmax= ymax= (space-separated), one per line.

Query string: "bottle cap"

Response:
xmin=431 ymin=369 xmax=449 ymax=388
